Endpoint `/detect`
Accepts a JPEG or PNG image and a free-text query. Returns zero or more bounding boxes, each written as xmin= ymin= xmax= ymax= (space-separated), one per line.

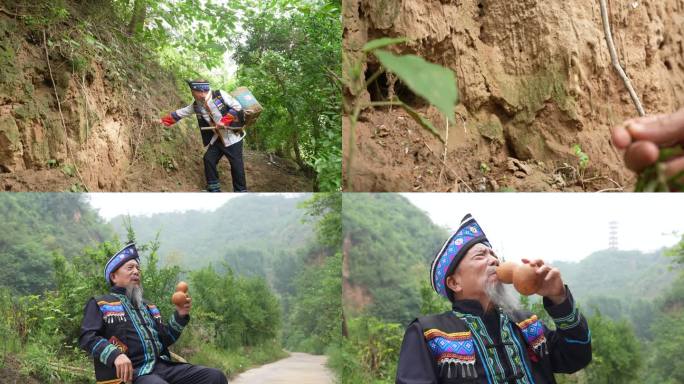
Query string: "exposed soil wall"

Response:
xmin=343 ymin=0 xmax=684 ymax=191
xmin=0 ymin=3 xmax=313 ymax=192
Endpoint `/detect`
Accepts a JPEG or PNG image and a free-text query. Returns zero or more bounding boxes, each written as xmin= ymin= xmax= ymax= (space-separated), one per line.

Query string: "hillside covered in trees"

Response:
xmin=109 ymin=194 xmax=315 ymax=276
xmin=0 ymin=0 xmax=341 ymax=192
xmin=336 ymin=193 xmax=684 ymax=383
xmin=0 ymin=193 xmax=341 ymax=383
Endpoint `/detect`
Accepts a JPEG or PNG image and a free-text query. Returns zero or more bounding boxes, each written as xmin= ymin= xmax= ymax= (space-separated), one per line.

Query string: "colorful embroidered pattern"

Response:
xmin=108 ymin=336 xmax=128 ymax=354
xmin=424 ymin=329 xmax=477 ymax=379
xmin=97 ymin=301 xmax=127 ymax=324
xmin=517 ymin=315 xmax=547 ymax=355
xmin=147 ymin=305 xmax=162 ymax=321
xmin=99 ymin=343 xmax=118 ymax=365
xmin=454 ymin=311 xmax=535 ymax=384
xmin=114 ymin=293 xmax=156 ymax=376
xmin=552 ymin=306 xmax=581 ymax=330
xmin=424 ymin=329 xmax=476 ymax=363
xmin=431 ymin=219 xmax=490 ymax=298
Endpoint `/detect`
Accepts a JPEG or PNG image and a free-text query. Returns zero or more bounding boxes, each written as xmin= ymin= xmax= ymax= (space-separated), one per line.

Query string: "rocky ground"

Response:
xmin=343 ymin=0 xmax=684 ymax=191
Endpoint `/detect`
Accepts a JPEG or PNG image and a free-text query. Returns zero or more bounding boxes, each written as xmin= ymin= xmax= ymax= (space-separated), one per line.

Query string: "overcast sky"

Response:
xmin=87 ymin=193 xmax=303 ymax=220
xmin=87 ymin=193 xmax=684 ymax=264
xmin=402 ymin=193 xmax=684 ymax=264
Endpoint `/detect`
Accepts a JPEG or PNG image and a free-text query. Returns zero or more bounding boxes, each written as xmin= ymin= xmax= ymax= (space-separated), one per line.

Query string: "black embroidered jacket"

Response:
xmin=79 ymin=286 xmax=189 ymax=383
xmin=396 ymin=287 xmax=592 ymax=384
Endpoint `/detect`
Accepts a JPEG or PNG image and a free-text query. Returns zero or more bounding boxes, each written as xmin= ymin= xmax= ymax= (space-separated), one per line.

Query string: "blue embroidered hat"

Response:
xmin=104 ymin=243 xmax=140 ymax=285
xmin=430 ymin=214 xmax=491 ymax=299
xmin=187 ymin=80 xmax=210 ymax=92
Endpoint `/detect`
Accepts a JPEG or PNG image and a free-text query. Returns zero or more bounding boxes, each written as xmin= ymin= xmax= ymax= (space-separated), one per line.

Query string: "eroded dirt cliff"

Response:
xmin=343 ymin=0 xmax=684 ymax=191
xmin=0 ymin=3 xmax=312 ymax=192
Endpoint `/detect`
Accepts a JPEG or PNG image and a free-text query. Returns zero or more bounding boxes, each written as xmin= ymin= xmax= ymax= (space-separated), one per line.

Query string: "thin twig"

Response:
xmin=597 ymin=187 xmax=624 ymax=193
xmin=438 ymin=116 xmax=449 ymax=183
xmin=131 ymin=115 xmax=145 ymax=165
xmin=0 ymin=7 xmax=22 ymax=17
xmin=421 ymin=140 xmax=473 ymax=192
xmin=77 ymin=73 xmax=90 ymax=142
xmin=599 ymin=0 xmax=645 ymax=116
xmin=582 ymin=175 xmax=623 ymax=189
xmin=43 ymin=30 xmax=89 ymax=191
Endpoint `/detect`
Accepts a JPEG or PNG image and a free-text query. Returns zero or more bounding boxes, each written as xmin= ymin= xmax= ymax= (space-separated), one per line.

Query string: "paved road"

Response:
xmin=230 ymin=352 xmax=335 ymax=384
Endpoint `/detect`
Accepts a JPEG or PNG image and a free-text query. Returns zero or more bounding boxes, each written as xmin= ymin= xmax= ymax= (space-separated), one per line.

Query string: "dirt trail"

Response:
xmin=230 ymin=352 xmax=335 ymax=384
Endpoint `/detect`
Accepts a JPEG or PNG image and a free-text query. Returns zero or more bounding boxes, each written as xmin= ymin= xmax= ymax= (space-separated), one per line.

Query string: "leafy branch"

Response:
xmin=345 ymin=37 xmax=459 ymax=190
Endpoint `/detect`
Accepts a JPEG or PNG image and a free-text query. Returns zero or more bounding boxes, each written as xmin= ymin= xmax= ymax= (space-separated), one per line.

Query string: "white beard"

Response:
xmin=126 ymin=284 xmax=144 ymax=308
xmin=484 ymin=267 xmax=520 ymax=315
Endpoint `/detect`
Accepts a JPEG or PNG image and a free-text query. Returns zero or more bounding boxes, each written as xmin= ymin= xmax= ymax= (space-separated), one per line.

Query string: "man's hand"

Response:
xmin=218 ymin=113 xmax=235 ymax=128
xmin=160 ymin=115 xmax=176 ymax=127
xmin=611 ymin=108 xmax=684 ymax=177
xmin=521 ymin=259 xmax=566 ymax=304
xmin=175 ymin=296 xmax=192 ymax=317
xmin=114 ymin=354 xmax=133 ymax=383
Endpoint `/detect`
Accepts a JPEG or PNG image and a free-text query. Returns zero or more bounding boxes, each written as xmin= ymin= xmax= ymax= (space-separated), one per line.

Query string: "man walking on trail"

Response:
xmin=79 ymin=243 xmax=229 ymax=384
xmin=160 ymin=79 xmax=247 ymax=192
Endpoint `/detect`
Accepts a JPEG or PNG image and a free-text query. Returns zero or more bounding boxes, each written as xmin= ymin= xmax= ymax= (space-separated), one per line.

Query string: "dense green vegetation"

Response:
xmin=0 ymin=193 xmax=341 ymax=382
xmin=554 ymin=249 xmax=677 ymax=301
xmin=336 ymin=194 xmax=684 ymax=384
xmin=234 ymin=3 xmax=342 ymax=191
xmin=282 ymin=193 xmax=342 ymax=353
xmin=1 ymin=0 xmax=340 ymax=190
xmin=342 ymin=193 xmax=447 ymax=323
xmin=0 ymin=194 xmax=112 ymax=294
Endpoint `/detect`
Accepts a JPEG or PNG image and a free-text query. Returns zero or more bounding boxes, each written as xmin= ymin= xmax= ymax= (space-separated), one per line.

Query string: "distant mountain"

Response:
xmin=343 ymin=193 xmax=448 ymax=324
xmin=109 ymin=194 xmax=315 ymax=277
xmin=553 ymin=249 xmax=677 ymax=303
xmin=0 ymin=194 xmax=113 ymax=294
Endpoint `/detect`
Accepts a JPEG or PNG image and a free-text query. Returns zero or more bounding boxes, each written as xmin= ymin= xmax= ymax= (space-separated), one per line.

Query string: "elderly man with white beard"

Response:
xmin=79 ymin=243 xmax=228 ymax=384
xmin=396 ymin=214 xmax=592 ymax=384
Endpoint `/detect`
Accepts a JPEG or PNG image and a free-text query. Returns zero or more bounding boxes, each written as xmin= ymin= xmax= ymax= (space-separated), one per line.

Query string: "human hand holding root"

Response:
xmin=171 ymin=281 xmax=192 ymax=316
xmin=496 ymin=259 xmax=566 ymax=305
xmin=611 ymin=108 xmax=684 ymax=191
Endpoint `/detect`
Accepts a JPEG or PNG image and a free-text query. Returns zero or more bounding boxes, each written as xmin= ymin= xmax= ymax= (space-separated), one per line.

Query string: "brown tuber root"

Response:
xmin=176 ymin=281 xmax=189 ymax=293
xmin=171 ymin=291 xmax=188 ymax=306
xmin=495 ymin=261 xmax=516 ymax=284
xmin=172 ymin=281 xmax=190 ymax=306
xmin=496 ymin=261 xmax=541 ymax=296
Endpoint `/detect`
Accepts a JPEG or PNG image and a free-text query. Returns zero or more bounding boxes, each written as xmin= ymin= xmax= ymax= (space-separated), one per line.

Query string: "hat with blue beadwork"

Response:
xmin=186 ymin=79 xmax=210 ymax=92
xmin=430 ymin=214 xmax=491 ymax=300
xmin=104 ymin=243 xmax=140 ymax=285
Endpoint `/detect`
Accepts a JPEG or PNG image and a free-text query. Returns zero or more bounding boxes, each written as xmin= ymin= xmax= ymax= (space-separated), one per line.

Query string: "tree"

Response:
xmin=582 ymin=313 xmax=641 ymax=384
xmin=127 ymin=0 xmax=147 ymax=36
xmin=234 ymin=2 xmax=342 ymax=190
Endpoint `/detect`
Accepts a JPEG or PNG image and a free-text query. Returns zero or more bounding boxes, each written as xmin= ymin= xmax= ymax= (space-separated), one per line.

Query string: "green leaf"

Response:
xmin=362 ymin=37 xmax=409 ymax=52
xmin=374 ymin=50 xmax=458 ymax=123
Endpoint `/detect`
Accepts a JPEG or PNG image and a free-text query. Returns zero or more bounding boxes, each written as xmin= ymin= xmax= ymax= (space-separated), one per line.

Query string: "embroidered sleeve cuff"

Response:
xmin=100 ymin=343 xmax=122 ymax=367
xmin=171 ymin=311 xmax=190 ymax=329
xmin=543 ymin=286 xmax=581 ymax=330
